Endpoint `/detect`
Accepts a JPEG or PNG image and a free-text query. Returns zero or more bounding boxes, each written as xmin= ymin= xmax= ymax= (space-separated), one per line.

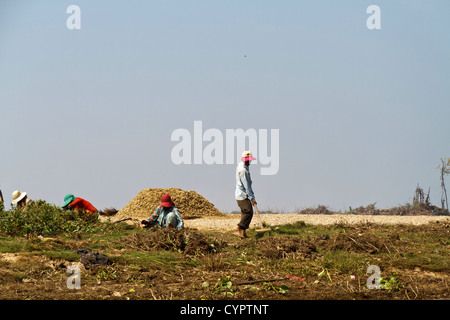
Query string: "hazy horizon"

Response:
xmin=1 ymin=1 xmax=449 ymax=214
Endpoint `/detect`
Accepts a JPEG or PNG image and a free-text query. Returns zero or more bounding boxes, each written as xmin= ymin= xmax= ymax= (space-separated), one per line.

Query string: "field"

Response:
xmin=0 ymin=202 xmax=449 ymax=301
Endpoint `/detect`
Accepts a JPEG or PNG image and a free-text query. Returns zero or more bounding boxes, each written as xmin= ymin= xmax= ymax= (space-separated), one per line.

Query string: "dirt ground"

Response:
xmin=0 ymin=215 xmax=449 ymax=301
xmin=181 ymin=213 xmax=450 ymax=230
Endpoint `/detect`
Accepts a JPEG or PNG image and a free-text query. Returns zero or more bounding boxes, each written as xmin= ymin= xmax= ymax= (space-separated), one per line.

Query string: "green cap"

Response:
xmin=62 ymin=194 xmax=75 ymax=208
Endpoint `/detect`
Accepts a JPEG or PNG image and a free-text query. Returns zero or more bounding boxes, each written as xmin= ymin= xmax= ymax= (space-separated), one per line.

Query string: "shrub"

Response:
xmin=0 ymin=200 xmax=100 ymax=237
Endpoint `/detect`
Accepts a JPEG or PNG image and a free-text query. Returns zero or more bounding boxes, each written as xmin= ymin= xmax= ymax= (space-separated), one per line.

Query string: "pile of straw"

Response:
xmin=115 ymin=188 xmax=226 ymax=220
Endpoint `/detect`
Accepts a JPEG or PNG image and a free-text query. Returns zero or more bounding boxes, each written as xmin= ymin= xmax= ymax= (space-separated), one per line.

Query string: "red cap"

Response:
xmin=160 ymin=194 xmax=174 ymax=208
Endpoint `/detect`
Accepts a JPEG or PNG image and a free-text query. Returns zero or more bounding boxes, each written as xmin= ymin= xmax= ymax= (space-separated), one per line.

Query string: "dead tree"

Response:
xmin=0 ymin=189 xmax=3 ymax=210
xmin=413 ymin=184 xmax=424 ymax=206
xmin=413 ymin=184 xmax=431 ymax=208
xmin=439 ymin=158 xmax=449 ymax=211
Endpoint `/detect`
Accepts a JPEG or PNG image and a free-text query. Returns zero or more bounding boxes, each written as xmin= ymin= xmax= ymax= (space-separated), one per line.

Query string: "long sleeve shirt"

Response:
xmin=69 ymin=197 xmax=98 ymax=214
xmin=147 ymin=205 xmax=184 ymax=230
xmin=235 ymin=161 xmax=256 ymax=202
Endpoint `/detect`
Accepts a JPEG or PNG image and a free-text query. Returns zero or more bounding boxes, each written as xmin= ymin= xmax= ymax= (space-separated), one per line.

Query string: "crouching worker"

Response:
xmin=12 ymin=190 xmax=35 ymax=210
xmin=62 ymin=194 xmax=98 ymax=215
xmin=141 ymin=194 xmax=184 ymax=230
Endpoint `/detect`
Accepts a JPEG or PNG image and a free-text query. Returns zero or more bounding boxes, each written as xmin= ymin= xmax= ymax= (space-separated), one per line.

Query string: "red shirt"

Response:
xmin=69 ymin=197 xmax=97 ymax=214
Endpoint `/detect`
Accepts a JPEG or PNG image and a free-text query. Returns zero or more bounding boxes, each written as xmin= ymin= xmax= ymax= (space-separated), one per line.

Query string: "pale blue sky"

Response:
xmin=1 ymin=1 xmax=449 ymax=213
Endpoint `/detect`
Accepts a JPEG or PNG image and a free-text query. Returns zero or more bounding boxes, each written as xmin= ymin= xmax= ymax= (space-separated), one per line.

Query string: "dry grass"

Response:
xmin=115 ymin=188 xmax=226 ymax=221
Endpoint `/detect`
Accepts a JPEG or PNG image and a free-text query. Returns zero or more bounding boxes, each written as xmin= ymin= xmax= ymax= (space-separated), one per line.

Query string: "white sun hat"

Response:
xmin=12 ymin=190 xmax=27 ymax=204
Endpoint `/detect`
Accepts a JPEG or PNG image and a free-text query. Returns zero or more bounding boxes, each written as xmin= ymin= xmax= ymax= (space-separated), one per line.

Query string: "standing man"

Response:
xmin=234 ymin=151 xmax=257 ymax=238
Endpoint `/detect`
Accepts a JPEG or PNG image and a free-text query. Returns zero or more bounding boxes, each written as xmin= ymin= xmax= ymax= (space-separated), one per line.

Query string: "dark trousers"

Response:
xmin=236 ymin=199 xmax=253 ymax=230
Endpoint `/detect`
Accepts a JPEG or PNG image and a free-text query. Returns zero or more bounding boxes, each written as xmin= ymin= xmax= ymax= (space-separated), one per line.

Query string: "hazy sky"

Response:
xmin=1 ymin=1 xmax=449 ymax=213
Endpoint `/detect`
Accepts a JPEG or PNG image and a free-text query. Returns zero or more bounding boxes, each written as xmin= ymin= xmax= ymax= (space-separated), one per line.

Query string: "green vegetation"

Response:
xmin=0 ymin=203 xmax=448 ymax=300
xmin=0 ymin=200 xmax=101 ymax=237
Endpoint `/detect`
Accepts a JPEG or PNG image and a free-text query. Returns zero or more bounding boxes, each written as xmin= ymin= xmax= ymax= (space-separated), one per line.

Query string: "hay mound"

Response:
xmin=116 ymin=188 xmax=226 ymax=220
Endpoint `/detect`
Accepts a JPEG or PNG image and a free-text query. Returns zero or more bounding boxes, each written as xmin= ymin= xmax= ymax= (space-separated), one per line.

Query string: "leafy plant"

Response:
xmin=380 ymin=276 xmax=403 ymax=291
xmin=214 ymin=276 xmax=234 ymax=296
xmin=263 ymin=282 xmax=289 ymax=294
xmin=0 ymin=200 xmax=101 ymax=237
xmin=237 ymin=251 xmax=249 ymax=264
xmin=318 ymin=268 xmax=333 ymax=283
xmin=97 ymin=267 xmax=118 ymax=281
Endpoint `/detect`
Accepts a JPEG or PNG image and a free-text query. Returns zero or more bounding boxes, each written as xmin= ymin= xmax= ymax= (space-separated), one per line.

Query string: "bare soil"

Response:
xmin=0 ymin=215 xmax=448 ymax=301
